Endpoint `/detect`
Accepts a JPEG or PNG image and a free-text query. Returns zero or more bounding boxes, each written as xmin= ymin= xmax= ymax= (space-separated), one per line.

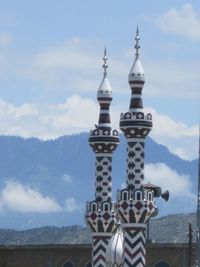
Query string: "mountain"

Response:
xmin=0 ymin=133 xmax=198 ymax=229
xmin=0 ymin=213 xmax=196 ymax=245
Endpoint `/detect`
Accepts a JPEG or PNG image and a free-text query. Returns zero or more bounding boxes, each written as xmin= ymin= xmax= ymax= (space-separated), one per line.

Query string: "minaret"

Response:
xmin=196 ymin=127 xmax=200 ymax=267
xmin=86 ymin=48 xmax=119 ymax=267
xmin=117 ymin=28 xmax=162 ymax=267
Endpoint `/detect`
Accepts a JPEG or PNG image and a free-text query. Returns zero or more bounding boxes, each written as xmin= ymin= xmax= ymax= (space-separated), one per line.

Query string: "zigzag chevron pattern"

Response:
xmin=123 ymin=226 xmax=146 ymax=267
xmin=92 ymin=236 xmax=110 ymax=267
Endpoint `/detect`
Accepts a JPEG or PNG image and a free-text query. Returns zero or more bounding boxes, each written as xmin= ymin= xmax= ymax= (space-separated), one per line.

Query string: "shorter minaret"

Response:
xmin=86 ymin=48 xmax=119 ymax=267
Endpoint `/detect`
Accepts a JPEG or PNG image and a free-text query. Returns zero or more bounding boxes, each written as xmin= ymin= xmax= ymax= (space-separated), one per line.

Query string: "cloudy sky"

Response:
xmin=0 ymin=0 xmax=199 ymax=227
xmin=0 ymin=0 xmax=199 ymax=160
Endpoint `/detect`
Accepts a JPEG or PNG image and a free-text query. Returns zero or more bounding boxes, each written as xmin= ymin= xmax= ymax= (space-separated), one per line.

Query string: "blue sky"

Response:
xmin=0 ymin=1 xmax=199 ymax=228
xmin=0 ymin=0 xmax=199 ymax=159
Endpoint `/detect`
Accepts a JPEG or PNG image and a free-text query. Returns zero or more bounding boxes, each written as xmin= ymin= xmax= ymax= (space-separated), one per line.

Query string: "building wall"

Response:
xmin=146 ymin=243 xmax=189 ymax=267
xmin=0 ymin=243 xmax=191 ymax=267
xmin=0 ymin=245 xmax=91 ymax=267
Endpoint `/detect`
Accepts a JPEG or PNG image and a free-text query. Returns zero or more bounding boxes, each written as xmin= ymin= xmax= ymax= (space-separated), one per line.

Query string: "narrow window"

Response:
xmin=104 ymin=204 xmax=108 ymax=211
xmin=92 ymin=204 xmax=96 ymax=211
xmin=123 ymin=192 xmax=127 ymax=200
xmin=136 ymin=192 xmax=141 ymax=200
xmin=148 ymin=193 xmax=152 ymax=201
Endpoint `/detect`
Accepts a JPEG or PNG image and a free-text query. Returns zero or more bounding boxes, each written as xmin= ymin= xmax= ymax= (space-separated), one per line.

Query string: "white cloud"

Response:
xmin=147 ymin=107 xmax=198 ymax=138
xmin=65 ymin=197 xmax=82 ymax=213
xmin=145 ymin=163 xmax=195 ymax=199
xmin=0 ymin=95 xmax=197 ymax=160
xmin=158 ymin=3 xmax=200 ymax=39
xmin=0 ymin=180 xmax=62 ymax=213
xmin=0 ymin=95 xmax=98 ymax=139
xmin=146 ymin=107 xmax=199 ymax=160
xmin=51 ymin=95 xmax=99 ymax=131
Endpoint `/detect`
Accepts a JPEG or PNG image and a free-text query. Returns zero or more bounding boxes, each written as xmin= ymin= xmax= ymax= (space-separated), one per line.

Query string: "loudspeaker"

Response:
xmin=161 ymin=190 xmax=169 ymax=202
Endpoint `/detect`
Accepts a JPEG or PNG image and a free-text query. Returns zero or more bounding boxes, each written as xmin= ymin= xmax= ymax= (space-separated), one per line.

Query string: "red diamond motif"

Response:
xmin=135 ymin=201 xmax=143 ymax=210
xmin=103 ymin=212 xmax=110 ymax=220
xmin=121 ymin=201 xmax=128 ymax=210
xmin=90 ymin=213 xmax=97 ymax=220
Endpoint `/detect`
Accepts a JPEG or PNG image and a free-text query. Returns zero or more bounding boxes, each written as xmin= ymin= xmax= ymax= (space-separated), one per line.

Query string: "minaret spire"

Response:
xmin=97 ymin=47 xmax=112 ymax=129
xmin=135 ymin=25 xmax=140 ymax=58
xmin=86 ymin=48 xmax=119 ymax=267
xmin=128 ymin=26 xmax=145 ymax=111
xmin=103 ymin=45 xmax=108 ymax=77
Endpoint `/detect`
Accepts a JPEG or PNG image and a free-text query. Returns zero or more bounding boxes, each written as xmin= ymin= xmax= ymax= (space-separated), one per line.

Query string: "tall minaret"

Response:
xmin=196 ymin=127 xmax=200 ymax=267
xmin=86 ymin=48 xmax=119 ymax=267
xmin=117 ymin=28 xmax=161 ymax=267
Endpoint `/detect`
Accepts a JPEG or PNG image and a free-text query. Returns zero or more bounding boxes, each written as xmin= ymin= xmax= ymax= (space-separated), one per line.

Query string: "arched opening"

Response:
xmin=104 ymin=203 xmax=109 ymax=211
xmin=123 ymin=191 xmax=127 ymax=200
xmin=148 ymin=192 xmax=152 ymax=201
xmin=154 ymin=260 xmax=171 ymax=267
xmin=92 ymin=203 xmax=96 ymax=211
xmin=135 ymin=191 xmax=141 ymax=200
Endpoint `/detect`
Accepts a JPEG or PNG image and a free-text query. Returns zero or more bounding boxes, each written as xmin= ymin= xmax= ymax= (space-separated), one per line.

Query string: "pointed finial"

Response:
xmin=135 ymin=25 xmax=140 ymax=58
xmin=102 ymin=45 xmax=108 ymax=77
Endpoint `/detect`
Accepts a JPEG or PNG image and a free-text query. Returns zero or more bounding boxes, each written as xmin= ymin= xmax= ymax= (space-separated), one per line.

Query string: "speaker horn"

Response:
xmin=161 ymin=190 xmax=169 ymax=202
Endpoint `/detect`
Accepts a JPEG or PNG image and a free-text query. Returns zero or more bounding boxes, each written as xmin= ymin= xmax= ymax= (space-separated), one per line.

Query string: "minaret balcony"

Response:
xmin=86 ymin=200 xmax=116 ymax=213
xmin=120 ymin=111 xmax=152 ymax=122
xmin=89 ymin=129 xmax=119 ymax=153
xmin=85 ymin=200 xmax=117 ymax=233
xmin=116 ymin=189 xmax=156 ymax=224
xmin=119 ymin=111 xmax=152 ymax=138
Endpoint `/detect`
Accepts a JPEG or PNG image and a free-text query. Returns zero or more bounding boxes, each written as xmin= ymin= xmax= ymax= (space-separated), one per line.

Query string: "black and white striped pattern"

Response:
xmin=129 ymin=81 xmax=144 ymax=111
xmin=123 ymin=224 xmax=146 ymax=267
xmin=97 ymin=98 xmax=112 ymax=129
